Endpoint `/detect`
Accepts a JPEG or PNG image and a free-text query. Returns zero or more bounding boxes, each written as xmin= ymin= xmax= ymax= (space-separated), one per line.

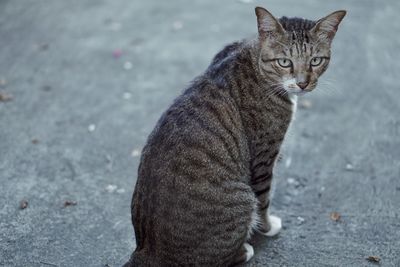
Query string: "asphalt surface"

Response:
xmin=1 ymin=0 xmax=399 ymax=266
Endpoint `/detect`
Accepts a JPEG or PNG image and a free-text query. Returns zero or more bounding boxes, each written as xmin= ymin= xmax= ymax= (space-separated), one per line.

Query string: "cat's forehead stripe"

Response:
xmin=277 ymin=16 xmax=319 ymax=58
xmin=279 ymin=16 xmax=317 ymax=31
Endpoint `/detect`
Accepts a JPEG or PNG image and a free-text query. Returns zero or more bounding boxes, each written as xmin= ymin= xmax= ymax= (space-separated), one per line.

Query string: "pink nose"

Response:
xmin=297 ymin=82 xmax=309 ymax=90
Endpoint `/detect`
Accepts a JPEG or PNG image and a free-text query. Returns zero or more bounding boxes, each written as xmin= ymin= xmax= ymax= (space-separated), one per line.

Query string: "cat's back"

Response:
xmin=140 ymin=80 xmax=248 ymax=183
xmin=130 ymin=43 xmax=255 ymax=266
xmin=140 ymin=42 xmax=250 ymax=180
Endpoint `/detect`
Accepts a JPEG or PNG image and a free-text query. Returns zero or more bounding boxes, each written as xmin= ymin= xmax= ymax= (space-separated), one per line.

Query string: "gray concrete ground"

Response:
xmin=1 ymin=0 xmax=399 ymax=266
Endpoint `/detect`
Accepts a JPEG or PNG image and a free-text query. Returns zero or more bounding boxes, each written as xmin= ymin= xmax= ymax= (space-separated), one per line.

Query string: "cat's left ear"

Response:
xmin=311 ymin=10 xmax=347 ymax=42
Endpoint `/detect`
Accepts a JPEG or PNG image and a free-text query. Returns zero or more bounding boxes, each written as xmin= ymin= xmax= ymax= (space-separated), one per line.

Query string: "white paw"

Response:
xmin=243 ymin=243 xmax=254 ymax=262
xmin=264 ymin=215 xmax=282 ymax=237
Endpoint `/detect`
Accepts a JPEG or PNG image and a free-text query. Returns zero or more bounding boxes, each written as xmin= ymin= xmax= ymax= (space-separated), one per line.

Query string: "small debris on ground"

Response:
xmin=20 ymin=200 xmax=28 ymax=209
xmin=345 ymin=163 xmax=354 ymax=171
xmin=0 ymin=91 xmax=13 ymax=102
xmin=131 ymin=149 xmax=141 ymax=157
xmin=299 ymin=99 xmax=312 ymax=109
xmin=116 ymin=188 xmax=125 ymax=194
xmin=64 ymin=200 xmax=77 ymax=207
xmin=88 ymin=124 xmax=96 ymax=132
xmin=297 ymin=216 xmax=305 ymax=224
xmin=112 ymin=49 xmax=122 ymax=58
xmin=31 ymin=139 xmax=39 ymax=144
xmin=330 ymin=212 xmax=341 ymax=222
xmin=123 ymin=92 xmax=132 ymax=100
xmin=172 ymin=20 xmax=183 ymax=31
xmin=287 ymin=177 xmax=301 ymax=188
xmin=0 ymin=78 xmax=7 ymax=87
xmin=105 ymin=184 xmax=125 ymax=194
xmin=123 ymin=61 xmax=133 ymax=70
xmin=366 ymin=256 xmax=380 ymax=263
xmin=105 ymin=184 xmax=118 ymax=193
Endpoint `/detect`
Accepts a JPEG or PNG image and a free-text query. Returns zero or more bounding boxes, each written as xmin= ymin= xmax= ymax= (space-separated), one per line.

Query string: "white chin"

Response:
xmin=287 ymin=90 xmax=307 ymax=96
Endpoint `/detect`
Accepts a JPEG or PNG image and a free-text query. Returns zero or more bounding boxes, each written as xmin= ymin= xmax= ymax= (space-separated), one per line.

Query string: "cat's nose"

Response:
xmin=296 ymin=82 xmax=309 ymax=90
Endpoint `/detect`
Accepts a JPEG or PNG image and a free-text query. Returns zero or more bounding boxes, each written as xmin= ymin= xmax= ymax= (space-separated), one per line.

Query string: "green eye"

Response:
xmin=311 ymin=57 xmax=324 ymax=67
xmin=277 ymin=58 xmax=292 ymax=68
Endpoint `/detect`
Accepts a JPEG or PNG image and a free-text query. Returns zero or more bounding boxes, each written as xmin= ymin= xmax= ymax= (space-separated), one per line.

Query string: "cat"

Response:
xmin=124 ymin=6 xmax=346 ymax=267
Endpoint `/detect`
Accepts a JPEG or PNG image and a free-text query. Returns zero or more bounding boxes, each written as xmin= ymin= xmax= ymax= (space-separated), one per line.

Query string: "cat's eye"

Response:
xmin=310 ymin=57 xmax=324 ymax=67
xmin=276 ymin=58 xmax=292 ymax=68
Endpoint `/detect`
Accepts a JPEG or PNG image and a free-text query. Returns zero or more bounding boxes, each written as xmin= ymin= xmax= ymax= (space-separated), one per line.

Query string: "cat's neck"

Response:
xmin=233 ymin=40 xmax=293 ymax=111
xmin=205 ymin=38 xmax=293 ymax=114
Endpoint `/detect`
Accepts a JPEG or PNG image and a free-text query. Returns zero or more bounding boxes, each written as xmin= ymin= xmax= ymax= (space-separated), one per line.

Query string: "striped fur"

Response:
xmin=125 ymin=6 xmax=345 ymax=267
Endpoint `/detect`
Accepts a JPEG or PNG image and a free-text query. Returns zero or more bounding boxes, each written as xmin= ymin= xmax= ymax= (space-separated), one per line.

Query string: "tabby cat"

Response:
xmin=124 ymin=6 xmax=346 ymax=266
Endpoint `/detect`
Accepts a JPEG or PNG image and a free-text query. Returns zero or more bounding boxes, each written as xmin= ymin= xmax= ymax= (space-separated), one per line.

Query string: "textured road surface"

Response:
xmin=1 ymin=0 xmax=399 ymax=266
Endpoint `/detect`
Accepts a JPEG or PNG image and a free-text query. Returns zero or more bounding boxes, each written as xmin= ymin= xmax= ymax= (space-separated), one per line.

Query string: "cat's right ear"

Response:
xmin=255 ymin=7 xmax=284 ymax=40
xmin=311 ymin=10 xmax=347 ymax=42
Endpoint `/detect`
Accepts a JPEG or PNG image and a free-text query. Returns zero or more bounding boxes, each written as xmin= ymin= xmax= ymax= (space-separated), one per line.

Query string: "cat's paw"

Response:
xmin=243 ymin=243 xmax=254 ymax=262
xmin=265 ymin=215 xmax=282 ymax=236
xmin=260 ymin=215 xmax=282 ymax=237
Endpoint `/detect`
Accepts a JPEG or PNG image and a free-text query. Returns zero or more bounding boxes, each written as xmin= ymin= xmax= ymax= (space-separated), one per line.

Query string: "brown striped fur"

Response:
xmin=125 ymin=6 xmax=346 ymax=267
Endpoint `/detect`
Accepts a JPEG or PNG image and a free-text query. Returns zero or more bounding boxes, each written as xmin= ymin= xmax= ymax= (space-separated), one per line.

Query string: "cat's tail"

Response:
xmin=122 ymin=251 xmax=159 ymax=267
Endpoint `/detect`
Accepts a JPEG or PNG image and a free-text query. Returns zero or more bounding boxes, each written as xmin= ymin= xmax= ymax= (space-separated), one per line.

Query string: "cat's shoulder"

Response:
xmin=210 ymin=41 xmax=243 ymax=66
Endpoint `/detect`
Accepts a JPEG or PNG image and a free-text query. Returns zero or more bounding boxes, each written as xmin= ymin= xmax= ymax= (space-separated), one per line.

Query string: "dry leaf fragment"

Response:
xmin=366 ymin=256 xmax=380 ymax=263
xmin=0 ymin=92 xmax=13 ymax=102
xmin=20 ymin=200 xmax=28 ymax=209
xmin=31 ymin=139 xmax=39 ymax=144
xmin=330 ymin=212 xmax=341 ymax=221
xmin=64 ymin=200 xmax=77 ymax=207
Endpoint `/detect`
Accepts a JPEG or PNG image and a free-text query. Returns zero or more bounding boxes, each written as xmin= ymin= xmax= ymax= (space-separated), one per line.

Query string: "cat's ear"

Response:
xmin=311 ymin=10 xmax=346 ymax=42
xmin=255 ymin=7 xmax=284 ymax=39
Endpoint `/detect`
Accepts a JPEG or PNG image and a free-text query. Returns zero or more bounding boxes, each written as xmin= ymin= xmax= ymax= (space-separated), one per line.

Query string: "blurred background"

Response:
xmin=0 ymin=0 xmax=399 ymax=266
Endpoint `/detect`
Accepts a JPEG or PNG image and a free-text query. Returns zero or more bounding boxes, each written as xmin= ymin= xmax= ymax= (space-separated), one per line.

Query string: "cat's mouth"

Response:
xmin=283 ymin=84 xmax=309 ymax=95
xmin=282 ymin=79 xmax=316 ymax=95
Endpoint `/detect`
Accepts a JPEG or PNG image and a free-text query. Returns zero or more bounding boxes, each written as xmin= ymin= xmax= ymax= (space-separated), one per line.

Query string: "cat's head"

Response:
xmin=255 ymin=7 xmax=346 ymax=95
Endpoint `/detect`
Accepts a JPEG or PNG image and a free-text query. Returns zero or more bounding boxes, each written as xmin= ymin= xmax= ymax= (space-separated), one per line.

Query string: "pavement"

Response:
xmin=1 ymin=0 xmax=399 ymax=266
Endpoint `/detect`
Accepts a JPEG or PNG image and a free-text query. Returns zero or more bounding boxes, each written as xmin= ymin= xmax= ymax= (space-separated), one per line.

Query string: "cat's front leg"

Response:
xmin=250 ymin=170 xmax=282 ymax=236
